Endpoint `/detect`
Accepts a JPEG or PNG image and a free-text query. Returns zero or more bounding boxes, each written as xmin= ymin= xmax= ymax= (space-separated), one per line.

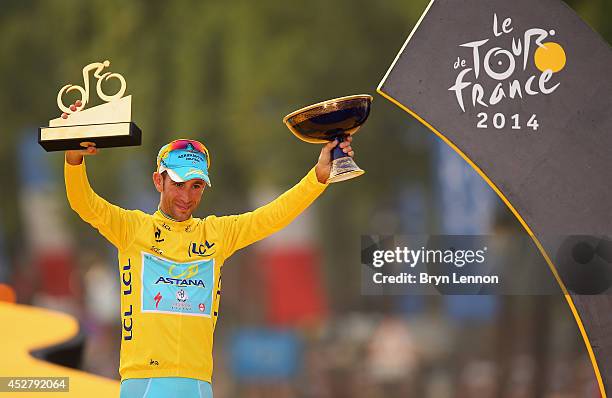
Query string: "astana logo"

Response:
xmin=449 ymin=13 xmax=566 ymax=131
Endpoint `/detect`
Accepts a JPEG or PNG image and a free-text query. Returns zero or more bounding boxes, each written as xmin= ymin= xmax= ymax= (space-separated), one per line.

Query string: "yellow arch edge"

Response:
xmin=376 ymin=88 xmax=606 ymax=397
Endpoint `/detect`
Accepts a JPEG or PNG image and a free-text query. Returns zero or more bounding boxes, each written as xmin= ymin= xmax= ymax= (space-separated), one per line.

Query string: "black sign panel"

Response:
xmin=379 ymin=0 xmax=612 ymax=392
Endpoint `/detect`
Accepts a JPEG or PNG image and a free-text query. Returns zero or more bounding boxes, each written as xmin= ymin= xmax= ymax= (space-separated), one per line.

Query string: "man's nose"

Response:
xmin=178 ymin=188 xmax=190 ymax=202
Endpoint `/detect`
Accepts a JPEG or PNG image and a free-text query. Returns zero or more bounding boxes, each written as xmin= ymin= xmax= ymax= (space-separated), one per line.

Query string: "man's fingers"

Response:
xmin=71 ymin=147 xmax=98 ymax=156
xmin=325 ymin=137 xmax=355 ymax=152
xmin=323 ymin=140 xmax=338 ymax=152
xmin=67 ymin=147 xmax=95 ymax=156
xmin=339 ymin=137 xmax=354 ymax=148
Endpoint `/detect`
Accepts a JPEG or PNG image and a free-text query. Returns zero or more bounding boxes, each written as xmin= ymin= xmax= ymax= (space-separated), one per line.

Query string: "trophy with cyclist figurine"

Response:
xmin=38 ymin=60 xmax=141 ymax=151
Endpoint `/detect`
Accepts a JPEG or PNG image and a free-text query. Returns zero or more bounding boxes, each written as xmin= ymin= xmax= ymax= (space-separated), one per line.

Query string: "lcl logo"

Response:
xmin=188 ymin=241 xmax=215 ymax=257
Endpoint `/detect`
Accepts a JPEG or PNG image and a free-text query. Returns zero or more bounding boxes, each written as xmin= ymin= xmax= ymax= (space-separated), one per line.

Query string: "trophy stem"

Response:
xmin=331 ymin=134 xmax=347 ymax=161
xmin=327 ymin=134 xmax=365 ymax=183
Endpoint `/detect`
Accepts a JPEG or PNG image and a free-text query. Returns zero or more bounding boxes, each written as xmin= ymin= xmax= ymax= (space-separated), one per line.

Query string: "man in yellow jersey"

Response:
xmin=64 ymin=137 xmax=354 ymax=398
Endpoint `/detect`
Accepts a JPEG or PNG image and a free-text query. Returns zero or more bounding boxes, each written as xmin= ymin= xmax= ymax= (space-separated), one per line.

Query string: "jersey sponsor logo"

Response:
xmin=123 ymin=305 xmax=133 ymax=341
xmin=188 ymin=240 xmax=216 ymax=258
xmin=122 ymin=259 xmax=132 ymax=296
xmin=185 ymin=220 xmax=202 ymax=233
xmin=122 ymin=259 xmax=134 ymax=341
xmin=154 ymin=226 xmax=164 ymax=243
xmin=172 ymin=302 xmax=192 ymax=311
xmin=141 ymin=252 xmax=214 ymax=317
xmin=155 ymin=276 xmax=206 ymax=288
xmin=176 ymin=289 xmax=188 ymax=302
xmin=154 ymin=292 xmax=162 ymax=309
xmin=172 ymin=289 xmax=192 ymax=311
xmin=169 ymin=263 xmax=199 ymax=279
xmin=151 ymin=245 xmax=163 ymax=255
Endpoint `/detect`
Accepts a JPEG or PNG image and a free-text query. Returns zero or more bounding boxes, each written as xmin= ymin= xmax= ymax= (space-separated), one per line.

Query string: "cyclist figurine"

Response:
xmin=64 ymin=136 xmax=354 ymax=398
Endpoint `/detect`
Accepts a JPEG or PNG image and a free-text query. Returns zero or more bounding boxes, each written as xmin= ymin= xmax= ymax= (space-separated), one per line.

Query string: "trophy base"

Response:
xmin=38 ymin=122 xmax=142 ymax=152
xmin=327 ymin=156 xmax=365 ymax=183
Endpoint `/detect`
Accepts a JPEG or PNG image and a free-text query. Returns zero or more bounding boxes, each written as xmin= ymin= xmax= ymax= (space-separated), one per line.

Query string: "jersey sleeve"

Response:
xmin=64 ymin=158 xmax=147 ymax=251
xmin=215 ymin=167 xmax=328 ymax=259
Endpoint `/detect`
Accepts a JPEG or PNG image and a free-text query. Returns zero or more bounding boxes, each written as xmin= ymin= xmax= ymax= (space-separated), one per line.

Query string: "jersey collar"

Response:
xmin=155 ymin=207 xmax=195 ymax=225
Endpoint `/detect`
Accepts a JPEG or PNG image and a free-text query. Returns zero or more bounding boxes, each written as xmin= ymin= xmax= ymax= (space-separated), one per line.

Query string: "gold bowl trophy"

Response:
xmin=283 ymin=94 xmax=372 ymax=183
xmin=38 ymin=60 xmax=141 ymax=151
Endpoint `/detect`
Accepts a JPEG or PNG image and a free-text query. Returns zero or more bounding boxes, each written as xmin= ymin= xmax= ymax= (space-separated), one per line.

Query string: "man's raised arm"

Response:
xmin=215 ymin=137 xmax=355 ymax=259
xmin=65 ymin=147 xmax=146 ymax=250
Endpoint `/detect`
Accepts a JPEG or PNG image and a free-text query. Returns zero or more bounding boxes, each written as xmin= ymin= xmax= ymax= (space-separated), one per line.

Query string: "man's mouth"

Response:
xmin=176 ymin=203 xmax=191 ymax=212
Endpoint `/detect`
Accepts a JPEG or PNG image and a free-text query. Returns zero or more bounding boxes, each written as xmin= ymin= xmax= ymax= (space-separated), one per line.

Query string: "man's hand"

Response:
xmin=65 ymin=145 xmax=99 ymax=165
xmin=315 ymin=136 xmax=354 ymax=183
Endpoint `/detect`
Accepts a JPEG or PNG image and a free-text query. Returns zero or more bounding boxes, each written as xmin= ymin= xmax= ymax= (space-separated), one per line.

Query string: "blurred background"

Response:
xmin=0 ymin=0 xmax=611 ymax=397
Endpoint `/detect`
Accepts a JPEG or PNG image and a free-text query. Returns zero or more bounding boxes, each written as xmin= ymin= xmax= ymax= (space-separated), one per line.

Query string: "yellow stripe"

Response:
xmin=377 ymin=87 xmax=607 ymax=397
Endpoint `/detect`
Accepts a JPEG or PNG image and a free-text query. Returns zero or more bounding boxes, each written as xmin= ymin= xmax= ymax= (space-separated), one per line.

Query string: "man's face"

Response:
xmin=153 ymin=172 xmax=205 ymax=221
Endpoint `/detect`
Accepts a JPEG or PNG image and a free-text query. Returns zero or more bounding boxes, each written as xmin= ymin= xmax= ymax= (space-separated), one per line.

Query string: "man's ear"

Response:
xmin=153 ymin=172 xmax=164 ymax=193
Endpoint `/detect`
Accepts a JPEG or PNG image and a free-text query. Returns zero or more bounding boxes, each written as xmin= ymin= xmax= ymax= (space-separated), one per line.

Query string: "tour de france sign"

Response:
xmin=378 ymin=0 xmax=612 ymax=393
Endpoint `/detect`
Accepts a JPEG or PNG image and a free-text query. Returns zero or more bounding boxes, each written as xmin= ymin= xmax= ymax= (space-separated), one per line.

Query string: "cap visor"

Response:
xmin=163 ymin=166 xmax=211 ymax=187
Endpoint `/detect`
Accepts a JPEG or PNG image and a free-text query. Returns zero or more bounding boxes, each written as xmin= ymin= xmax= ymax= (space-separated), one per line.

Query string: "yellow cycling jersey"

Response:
xmin=64 ymin=159 xmax=328 ymax=382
